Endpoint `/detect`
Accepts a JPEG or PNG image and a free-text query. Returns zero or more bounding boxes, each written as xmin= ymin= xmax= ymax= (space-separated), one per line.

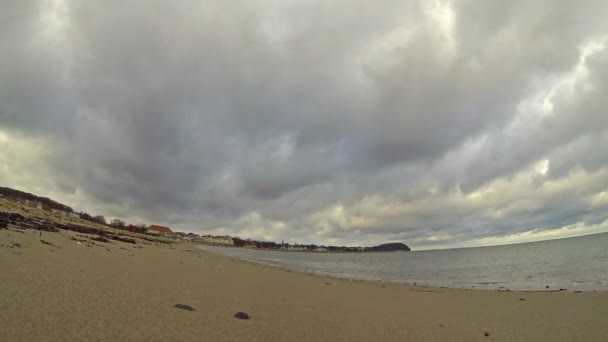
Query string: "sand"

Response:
xmin=1 ymin=204 xmax=608 ymax=341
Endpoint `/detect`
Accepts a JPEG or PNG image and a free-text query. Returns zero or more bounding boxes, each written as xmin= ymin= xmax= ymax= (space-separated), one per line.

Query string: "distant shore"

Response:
xmin=201 ymin=244 xmax=412 ymax=253
xmin=2 ymin=199 xmax=608 ymax=341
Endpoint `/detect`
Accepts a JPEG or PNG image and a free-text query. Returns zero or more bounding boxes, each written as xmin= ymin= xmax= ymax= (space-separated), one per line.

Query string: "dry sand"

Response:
xmin=1 ymin=203 xmax=608 ymax=341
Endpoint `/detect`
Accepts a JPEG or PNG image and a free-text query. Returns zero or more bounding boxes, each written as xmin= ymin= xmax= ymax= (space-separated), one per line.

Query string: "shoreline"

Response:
xmin=197 ymin=244 xmax=606 ymax=293
xmin=2 ymin=200 xmax=608 ymax=341
xmin=3 ymin=226 xmax=608 ymax=341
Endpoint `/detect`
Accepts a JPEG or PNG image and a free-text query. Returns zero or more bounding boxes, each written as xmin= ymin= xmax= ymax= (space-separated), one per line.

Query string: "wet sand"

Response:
xmin=1 ymin=206 xmax=608 ymax=341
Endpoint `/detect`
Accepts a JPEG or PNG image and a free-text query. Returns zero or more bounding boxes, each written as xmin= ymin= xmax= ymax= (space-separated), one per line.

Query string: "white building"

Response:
xmin=201 ymin=236 xmax=234 ymax=246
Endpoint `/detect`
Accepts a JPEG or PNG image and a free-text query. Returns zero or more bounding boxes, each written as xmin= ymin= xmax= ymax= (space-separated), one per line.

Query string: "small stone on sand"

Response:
xmin=174 ymin=304 xmax=195 ymax=311
xmin=234 ymin=312 xmax=250 ymax=320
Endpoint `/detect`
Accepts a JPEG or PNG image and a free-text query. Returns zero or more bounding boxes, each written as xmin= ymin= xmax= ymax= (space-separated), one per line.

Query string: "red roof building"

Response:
xmin=147 ymin=225 xmax=173 ymax=235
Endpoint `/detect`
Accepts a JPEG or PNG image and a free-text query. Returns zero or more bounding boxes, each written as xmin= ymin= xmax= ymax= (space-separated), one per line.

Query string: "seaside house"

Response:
xmin=201 ymin=235 xmax=235 ymax=246
xmin=147 ymin=225 xmax=173 ymax=236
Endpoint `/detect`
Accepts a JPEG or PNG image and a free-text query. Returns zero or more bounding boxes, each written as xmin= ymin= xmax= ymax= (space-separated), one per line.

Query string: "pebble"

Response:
xmin=234 ymin=312 xmax=250 ymax=320
xmin=174 ymin=304 xmax=195 ymax=311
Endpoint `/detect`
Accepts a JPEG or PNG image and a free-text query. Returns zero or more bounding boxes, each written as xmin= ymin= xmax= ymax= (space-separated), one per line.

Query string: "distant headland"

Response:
xmin=227 ymin=238 xmax=410 ymax=253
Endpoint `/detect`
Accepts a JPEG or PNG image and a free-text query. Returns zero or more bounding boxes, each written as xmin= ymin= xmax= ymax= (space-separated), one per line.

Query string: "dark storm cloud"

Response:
xmin=1 ymin=0 xmax=608 ymax=248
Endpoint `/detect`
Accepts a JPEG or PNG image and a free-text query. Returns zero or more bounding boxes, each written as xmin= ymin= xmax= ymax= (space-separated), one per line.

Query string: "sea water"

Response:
xmin=198 ymin=232 xmax=608 ymax=291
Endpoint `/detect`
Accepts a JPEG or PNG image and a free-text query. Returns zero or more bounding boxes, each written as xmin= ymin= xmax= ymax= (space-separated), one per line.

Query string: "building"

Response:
xmin=147 ymin=225 xmax=173 ymax=236
xmin=201 ymin=235 xmax=235 ymax=246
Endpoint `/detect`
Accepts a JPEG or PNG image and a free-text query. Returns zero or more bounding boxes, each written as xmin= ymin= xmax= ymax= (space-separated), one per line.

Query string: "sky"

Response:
xmin=1 ymin=0 xmax=608 ymax=250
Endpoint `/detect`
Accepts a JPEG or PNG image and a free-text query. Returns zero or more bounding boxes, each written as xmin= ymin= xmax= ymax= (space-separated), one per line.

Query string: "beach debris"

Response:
xmin=0 ymin=212 xmax=144 ymax=245
xmin=519 ymin=298 xmax=525 ymax=301
xmin=174 ymin=304 xmax=195 ymax=311
xmin=110 ymin=235 xmax=136 ymax=244
xmin=545 ymin=286 xmax=550 ymax=289
xmin=40 ymin=239 xmax=57 ymax=247
xmin=70 ymin=236 xmax=88 ymax=243
xmin=438 ymin=324 xmax=445 ymax=328
xmin=574 ymin=291 xmax=582 ymax=293
xmin=324 ymin=282 xmax=332 ymax=285
xmin=234 ymin=312 xmax=251 ymax=320
xmin=484 ymin=331 xmax=491 ymax=337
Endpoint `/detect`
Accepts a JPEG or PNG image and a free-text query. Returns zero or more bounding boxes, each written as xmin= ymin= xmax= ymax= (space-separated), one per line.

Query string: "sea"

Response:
xmin=198 ymin=232 xmax=608 ymax=291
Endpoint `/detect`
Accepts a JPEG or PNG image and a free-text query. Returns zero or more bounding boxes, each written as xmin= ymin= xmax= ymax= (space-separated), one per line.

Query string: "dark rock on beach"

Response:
xmin=110 ymin=235 xmax=136 ymax=244
xmin=174 ymin=304 xmax=195 ymax=311
xmin=234 ymin=312 xmax=251 ymax=320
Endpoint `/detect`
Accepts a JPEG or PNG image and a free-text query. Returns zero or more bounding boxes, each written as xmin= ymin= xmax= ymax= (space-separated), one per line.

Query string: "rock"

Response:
xmin=234 ymin=312 xmax=250 ymax=320
xmin=484 ymin=332 xmax=491 ymax=337
xmin=545 ymin=286 xmax=550 ymax=289
xmin=519 ymin=298 xmax=525 ymax=301
xmin=109 ymin=235 xmax=136 ymax=244
xmin=174 ymin=304 xmax=195 ymax=311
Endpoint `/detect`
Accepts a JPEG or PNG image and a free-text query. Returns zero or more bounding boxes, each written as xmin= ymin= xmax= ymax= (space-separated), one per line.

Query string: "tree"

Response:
xmin=111 ymin=218 xmax=126 ymax=228
xmin=93 ymin=215 xmax=106 ymax=225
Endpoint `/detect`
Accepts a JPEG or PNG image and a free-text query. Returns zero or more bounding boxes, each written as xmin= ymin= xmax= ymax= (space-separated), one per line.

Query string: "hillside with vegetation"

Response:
xmin=0 ymin=187 xmax=73 ymax=212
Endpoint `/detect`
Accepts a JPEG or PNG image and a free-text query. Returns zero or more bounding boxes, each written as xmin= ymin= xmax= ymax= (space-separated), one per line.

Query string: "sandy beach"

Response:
xmin=1 ymin=203 xmax=608 ymax=341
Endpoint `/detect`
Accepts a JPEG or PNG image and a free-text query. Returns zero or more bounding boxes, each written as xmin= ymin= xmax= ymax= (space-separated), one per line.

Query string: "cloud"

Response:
xmin=1 ymin=0 xmax=608 ymax=249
